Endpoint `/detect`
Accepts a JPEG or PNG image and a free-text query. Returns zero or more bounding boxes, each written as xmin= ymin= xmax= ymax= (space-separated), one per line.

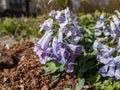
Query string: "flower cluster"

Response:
xmin=33 ymin=8 xmax=83 ymax=73
xmin=93 ymin=10 xmax=120 ymax=80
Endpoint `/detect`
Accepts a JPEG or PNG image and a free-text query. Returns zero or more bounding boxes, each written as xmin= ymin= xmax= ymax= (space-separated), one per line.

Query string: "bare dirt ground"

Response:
xmin=0 ymin=36 xmax=91 ymax=90
xmin=0 ymin=38 xmax=78 ymax=90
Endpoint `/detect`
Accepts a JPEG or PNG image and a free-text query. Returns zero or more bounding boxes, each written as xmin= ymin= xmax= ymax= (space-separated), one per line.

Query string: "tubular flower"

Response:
xmin=33 ymin=31 xmax=53 ymax=64
xmin=94 ymin=13 xmax=104 ymax=36
xmin=94 ymin=10 xmax=120 ymax=80
xmin=34 ymin=7 xmax=83 ymax=73
xmin=103 ymin=25 xmax=111 ymax=36
xmin=39 ymin=18 xmax=53 ymax=31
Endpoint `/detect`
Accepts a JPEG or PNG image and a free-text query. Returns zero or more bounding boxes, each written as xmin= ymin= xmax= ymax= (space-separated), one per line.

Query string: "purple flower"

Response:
xmin=40 ymin=18 xmax=53 ymax=31
xmin=103 ymin=26 xmax=111 ymax=36
xmin=55 ymin=11 xmax=62 ymax=20
xmin=94 ymin=13 xmax=104 ymax=36
xmin=99 ymin=59 xmax=120 ymax=80
xmin=97 ymin=49 xmax=114 ymax=64
xmin=113 ymin=56 xmax=120 ymax=79
xmin=49 ymin=10 xmax=57 ymax=17
xmin=56 ymin=42 xmax=69 ymax=64
xmin=38 ymin=31 xmax=53 ymax=49
xmin=65 ymin=54 xmax=76 ymax=73
xmin=64 ymin=7 xmax=73 ymax=19
xmin=70 ymin=26 xmax=83 ymax=42
xmin=33 ymin=31 xmax=53 ymax=64
xmin=58 ymin=47 xmax=69 ymax=64
xmin=110 ymin=21 xmax=117 ymax=39
xmin=57 ymin=16 xmax=66 ymax=24
xmin=99 ymin=64 xmax=109 ymax=77
xmin=114 ymin=56 xmax=120 ymax=62
xmin=97 ymin=47 xmax=115 ymax=62
xmin=61 ymin=26 xmax=72 ymax=37
xmin=73 ymin=18 xmax=80 ymax=25
xmin=68 ymin=44 xmax=82 ymax=55
xmin=106 ymin=62 xmax=115 ymax=77
xmin=112 ymin=15 xmax=120 ymax=31
xmin=94 ymin=10 xmax=120 ymax=80
xmin=94 ymin=28 xmax=102 ymax=36
xmin=34 ymin=7 xmax=83 ymax=73
xmin=114 ymin=62 xmax=120 ymax=80
xmin=95 ymin=13 xmax=104 ymax=28
xmin=65 ymin=62 xmax=74 ymax=73
xmin=115 ymin=10 xmax=120 ymax=18
xmin=117 ymin=38 xmax=120 ymax=52
xmin=93 ymin=40 xmax=108 ymax=50
xmin=58 ymin=28 xmax=63 ymax=42
xmin=99 ymin=60 xmax=115 ymax=78
xmin=52 ymin=37 xmax=69 ymax=64
xmin=52 ymin=37 xmax=58 ymax=56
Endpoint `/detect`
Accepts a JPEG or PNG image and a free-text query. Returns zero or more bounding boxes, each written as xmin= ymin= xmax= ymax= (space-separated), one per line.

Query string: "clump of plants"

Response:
xmin=33 ymin=6 xmax=120 ymax=89
xmin=33 ymin=7 xmax=83 ymax=73
xmin=93 ymin=10 xmax=120 ymax=80
xmin=0 ymin=17 xmax=40 ymax=40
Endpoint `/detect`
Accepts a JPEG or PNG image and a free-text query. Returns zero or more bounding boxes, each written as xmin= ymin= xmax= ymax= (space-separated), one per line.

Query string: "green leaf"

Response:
xmin=95 ymin=75 xmax=101 ymax=82
xmin=43 ymin=61 xmax=57 ymax=74
xmin=84 ymin=28 xmax=93 ymax=35
xmin=113 ymin=82 xmax=120 ymax=89
xmin=105 ymin=85 xmax=113 ymax=90
xmin=42 ymin=61 xmax=64 ymax=75
xmin=76 ymin=78 xmax=85 ymax=90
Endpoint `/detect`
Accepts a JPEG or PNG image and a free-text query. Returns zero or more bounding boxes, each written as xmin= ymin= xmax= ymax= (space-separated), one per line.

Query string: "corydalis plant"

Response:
xmin=93 ymin=10 xmax=120 ymax=80
xmin=33 ymin=7 xmax=83 ymax=73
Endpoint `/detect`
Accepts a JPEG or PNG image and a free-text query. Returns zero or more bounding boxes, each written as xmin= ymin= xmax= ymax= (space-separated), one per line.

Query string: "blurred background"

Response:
xmin=0 ymin=0 xmax=120 ymax=17
xmin=0 ymin=0 xmax=120 ymax=40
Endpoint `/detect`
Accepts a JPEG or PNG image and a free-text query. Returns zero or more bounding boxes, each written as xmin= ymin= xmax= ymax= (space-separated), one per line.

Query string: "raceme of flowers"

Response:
xmin=33 ymin=7 xmax=83 ymax=73
xmin=93 ymin=10 xmax=120 ymax=80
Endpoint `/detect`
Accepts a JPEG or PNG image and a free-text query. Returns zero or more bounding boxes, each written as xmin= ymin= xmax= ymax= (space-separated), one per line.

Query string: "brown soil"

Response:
xmin=0 ymin=40 xmax=79 ymax=90
xmin=0 ymin=38 xmax=92 ymax=90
